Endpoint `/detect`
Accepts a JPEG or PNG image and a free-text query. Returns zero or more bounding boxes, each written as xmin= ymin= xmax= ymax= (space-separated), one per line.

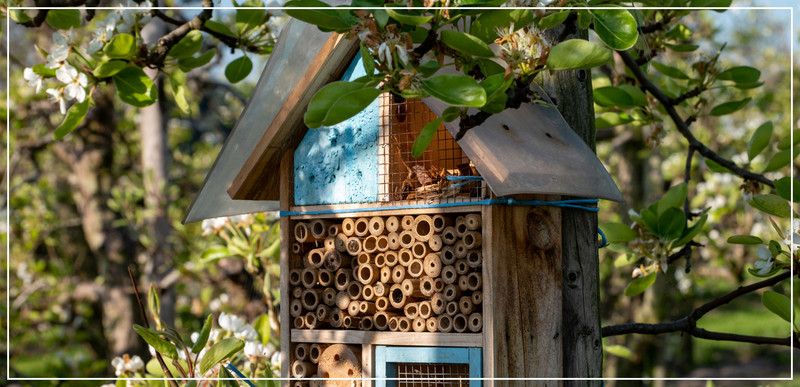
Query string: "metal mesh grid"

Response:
xmin=378 ymin=94 xmax=486 ymax=203
xmin=395 ymin=363 xmax=470 ymax=386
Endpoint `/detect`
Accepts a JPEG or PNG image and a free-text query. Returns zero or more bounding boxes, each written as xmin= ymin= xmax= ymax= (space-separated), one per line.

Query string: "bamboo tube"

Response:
xmin=442 ymin=226 xmax=458 ymax=245
xmin=458 ymin=276 xmax=469 ymax=292
xmin=412 ymin=215 xmax=434 ymax=242
xmin=401 ymin=215 xmax=414 ymax=230
xmin=358 ymin=301 xmax=376 ymax=314
xmin=292 ymin=360 xmax=316 ymax=378
xmin=401 ymin=278 xmax=423 ymax=298
xmin=354 ymin=218 xmax=370 ymax=237
xmin=468 ymin=313 xmax=483 ymax=332
xmin=302 ymin=289 xmax=321 ymax=310
xmin=398 ymin=249 xmax=414 ymax=267
xmin=431 ymin=214 xmax=451 ymax=233
xmin=388 ymin=317 xmax=400 ymax=332
xmin=335 ymin=291 xmax=350 ymax=310
xmin=330 ymin=309 xmax=345 ymax=328
xmin=347 ymin=300 xmax=360 ymax=317
xmin=434 ymin=278 xmax=444 ymax=293
xmin=455 ymin=259 xmax=469 ymax=275
xmin=411 ymin=241 xmax=429 ymax=259
xmin=403 ymin=302 xmax=419 ymax=319
xmin=363 ymin=235 xmax=379 ymax=254
xmin=454 ymin=241 xmax=468 ymax=259
xmin=386 ymin=216 xmax=400 ymax=233
xmin=318 ymin=269 xmax=334 ymax=287
xmin=389 ymin=284 xmax=406 ymax=309
xmin=342 ymin=315 xmax=357 ymax=329
xmin=380 ymin=266 xmax=392 ymax=284
xmin=324 ymin=237 xmax=336 ymax=251
xmin=426 ymin=317 xmax=438 ymax=332
xmin=328 ymin=224 xmax=341 ymax=237
xmin=374 ymin=281 xmax=387 ymax=297
xmin=377 ymin=235 xmax=390 ymax=252
xmin=357 ymin=252 xmax=372 ymax=265
xmin=391 ymin=265 xmax=406 ymax=284
xmin=373 ymin=311 xmax=391 ymax=330
xmin=293 ymin=316 xmax=306 ymax=329
xmin=455 ymin=216 xmax=468 ymax=237
xmin=345 ymin=237 xmax=362 ymax=256
xmin=418 ymin=301 xmax=432 ymax=319
xmin=362 ymin=285 xmax=375 ymax=301
xmin=407 ymin=259 xmax=424 ymax=278
xmin=294 ymin=344 xmax=310 ymax=361
xmin=397 ymin=317 xmax=412 ymax=332
xmin=292 ymin=242 xmax=311 ymax=256
xmin=301 ymin=268 xmax=319 ymax=289
xmin=420 ymin=276 xmax=436 ymax=297
xmin=310 ymin=220 xmax=330 ymax=240
xmin=342 ymin=218 xmax=356 ymax=236
xmin=441 ymin=246 xmax=456 ymax=265
xmin=398 ymin=231 xmax=415 ymax=249
xmin=441 ymin=265 xmax=457 ymax=284
xmin=289 ymin=269 xmax=302 ymax=286
xmin=357 ymin=263 xmax=379 ymax=285
xmin=466 ymin=250 xmax=482 ymax=269
xmin=359 ymin=316 xmax=374 ymax=330
xmin=334 ymin=268 xmax=352 ymax=291
xmin=472 ymin=290 xmax=483 ymax=305
xmin=375 ymin=253 xmax=387 ymax=267
xmin=423 ymin=253 xmax=442 ymax=277
xmin=368 ymin=217 xmax=386 ymax=236
xmin=387 ymin=232 xmax=400 ymax=250
xmin=305 ymin=248 xmax=326 ymax=269
xmin=443 ymin=284 xmax=461 ymax=302
xmin=316 ymin=304 xmax=330 ymax=322
xmin=459 ymin=296 xmax=474 ymax=315
xmin=322 ymin=288 xmax=337 ymax=307
xmin=465 ymin=214 xmax=481 ymax=230
xmin=467 ymin=272 xmax=482 ymax=291
xmin=294 ymin=222 xmax=314 ymax=243
xmin=412 ymin=317 xmax=427 ymax=332
xmin=323 ymin=249 xmax=346 ymax=272
xmin=334 ymin=234 xmax=348 ymax=253
xmin=385 ymin=251 xmax=399 ymax=267
xmin=453 ymin=314 xmax=468 ymax=333
xmin=428 ymin=235 xmax=443 ymax=252
xmin=293 ymin=286 xmax=304 ymax=299
xmin=309 ymin=344 xmax=327 ymax=364
xmin=293 ymin=382 xmax=305 ymax=387
xmin=431 ymin=293 xmax=446 ymax=315
xmin=347 ymin=281 xmax=363 ymax=300
xmin=375 ymin=296 xmax=390 ymax=311
xmin=290 ymin=299 xmax=304 ymax=318
xmin=463 ymin=231 xmax=482 ymax=249
xmin=445 ymin=301 xmax=459 ymax=316
xmin=438 ymin=315 xmax=453 ymax=333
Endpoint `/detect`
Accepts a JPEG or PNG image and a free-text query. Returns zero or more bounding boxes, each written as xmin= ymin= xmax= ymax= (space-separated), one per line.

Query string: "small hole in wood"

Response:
xmin=502 ymin=124 xmax=510 ymax=130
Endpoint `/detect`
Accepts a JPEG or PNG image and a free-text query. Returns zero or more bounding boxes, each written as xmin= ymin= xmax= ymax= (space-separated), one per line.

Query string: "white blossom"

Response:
xmin=45 ymin=30 xmax=73 ymax=69
xmin=56 ymin=65 xmax=88 ymax=103
xmin=235 ymin=324 xmax=259 ymax=341
xmin=46 ymin=88 xmax=68 ymax=114
xmin=201 ymin=216 xmax=228 ymax=235
xmin=244 ymin=340 xmax=268 ymax=359
xmin=783 ymin=219 xmax=800 ymax=252
xmin=23 ymin=68 xmax=44 ymax=94
xmin=191 ymin=331 xmax=200 ymax=344
xmin=219 ymin=312 xmax=245 ymax=333
xmin=95 ymin=12 xmax=121 ymax=40
xmin=111 ymin=355 xmax=144 ymax=377
xmin=270 ymin=350 xmax=281 ymax=369
xmin=754 ymin=245 xmax=774 ymax=275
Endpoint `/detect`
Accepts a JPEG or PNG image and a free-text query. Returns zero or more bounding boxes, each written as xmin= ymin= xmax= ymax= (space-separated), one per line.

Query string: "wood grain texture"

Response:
xmin=279 ymin=149 xmax=294 ymax=385
xmin=291 ymin=329 xmax=482 ymax=347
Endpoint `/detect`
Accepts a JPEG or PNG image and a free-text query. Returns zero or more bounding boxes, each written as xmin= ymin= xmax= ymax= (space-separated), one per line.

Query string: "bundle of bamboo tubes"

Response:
xmin=291 ymin=343 xmax=362 ymax=386
xmin=290 ymin=213 xmax=483 ymax=333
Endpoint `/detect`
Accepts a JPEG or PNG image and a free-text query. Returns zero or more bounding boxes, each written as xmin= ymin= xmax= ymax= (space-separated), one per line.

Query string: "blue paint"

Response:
xmin=375 ymin=346 xmax=482 ymax=387
xmin=294 ymin=56 xmax=379 ymax=205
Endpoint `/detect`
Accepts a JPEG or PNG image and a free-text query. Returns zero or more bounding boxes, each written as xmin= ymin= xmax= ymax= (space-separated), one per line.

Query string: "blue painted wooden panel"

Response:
xmin=375 ymin=346 xmax=482 ymax=387
xmin=294 ymin=56 xmax=379 ymax=206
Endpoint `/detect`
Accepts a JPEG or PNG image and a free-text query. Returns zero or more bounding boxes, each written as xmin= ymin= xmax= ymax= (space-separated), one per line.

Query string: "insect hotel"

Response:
xmin=185 ymin=17 xmax=623 ymax=387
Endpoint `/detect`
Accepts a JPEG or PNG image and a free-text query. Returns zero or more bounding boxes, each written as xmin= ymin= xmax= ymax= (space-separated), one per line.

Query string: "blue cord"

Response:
xmin=598 ymin=227 xmax=608 ymax=248
xmin=225 ymin=363 xmax=257 ymax=387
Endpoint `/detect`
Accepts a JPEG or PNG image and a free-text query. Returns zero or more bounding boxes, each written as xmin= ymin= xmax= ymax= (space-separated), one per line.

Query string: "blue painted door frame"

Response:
xmin=374 ymin=346 xmax=482 ymax=387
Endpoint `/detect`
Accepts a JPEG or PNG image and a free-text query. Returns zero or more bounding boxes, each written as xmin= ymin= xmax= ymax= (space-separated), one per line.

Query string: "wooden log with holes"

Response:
xmin=317 ymin=344 xmax=362 ymax=385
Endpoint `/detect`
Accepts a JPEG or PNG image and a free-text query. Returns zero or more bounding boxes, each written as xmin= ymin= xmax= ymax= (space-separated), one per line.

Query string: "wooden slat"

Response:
xmin=291 ymin=330 xmax=483 ymax=347
xmin=362 ymin=344 xmax=373 ymax=387
xmin=287 ymin=203 xmax=484 ymax=220
xmin=480 ymin=205 xmax=494 ymax=383
xmin=228 ymin=34 xmax=360 ymax=200
xmin=279 ymin=149 xmax=294 ymax=386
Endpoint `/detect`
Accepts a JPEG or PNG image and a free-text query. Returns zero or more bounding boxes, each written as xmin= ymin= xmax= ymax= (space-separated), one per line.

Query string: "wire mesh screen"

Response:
xmin=395 ymin=363 xmax=471 ymax=386
xmin=378 ymin=94 xmax=486 ymax=203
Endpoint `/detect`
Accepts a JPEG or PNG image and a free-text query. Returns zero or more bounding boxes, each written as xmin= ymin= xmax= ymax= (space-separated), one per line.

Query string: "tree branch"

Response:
xmin=148 ymin=1 xmax=214 ymax=67
xmin=617 ymin=50 xmax=774 ymax=188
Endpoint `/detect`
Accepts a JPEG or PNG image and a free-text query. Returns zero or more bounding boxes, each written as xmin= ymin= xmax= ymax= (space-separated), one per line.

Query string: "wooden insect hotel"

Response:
xmin=186 ymin=16 xmax=623 ymax=387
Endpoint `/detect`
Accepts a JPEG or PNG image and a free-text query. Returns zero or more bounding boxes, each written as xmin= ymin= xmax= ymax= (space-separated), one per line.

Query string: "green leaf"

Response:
xmin=733 ymin=81 xmax=764 ymax=90
xmin=763 ymin=148 xmax=793 ymax=173
xmin=385 ymin=8 xmax=432 ymax=25
xmin=538 ymin=11 xmax=570 ymax=29
xmin=284 ymin=0 xmax=352 ymax=32
xmin=322 ymin=88 xmax=381 ymax=127
xmin=595 ymin=112 xmax=634 ymax=128
xmin=658 ymin=183 xmax=688 ymax=215
xmin=624 ymin=272 xmax=657 ymax=297
xmin=747 ymin=121 xmax=772 ymax=161
xmin=477 ymin=58 xmax=505 ymax=77
xmin=774 ymin=177 xmax=799 ymax=202
xmin=650 ymin=61 xmax=689 ymax=80
xmin=604 ymin=344 xmax=633 ymax=359
xmin=590 ymin=9 xmax=639 ymax=50
xmin=93 ymin=61 xmax=128 ymax=78
xmin=547 ymin=39 xmax=612 ymax=70
xmin=225 ymin=56 xmax=253 ymax=84
xmin=658 ymin=207 xmax=685 ymax=240
xmin=46 ymin=9 xmax=81 ymax=30
xmin=726 ymin=235 xmax=763 ymax=245
xmin=168 ymin=75 xmax=190 ymax=114
xmin=10 ymin=10 xmax=32 ymax=24
xmin=133 ymin=325 xmax=178 ymax=360
xmin=576 ymin=9 xmax=592 ymax=29
xmin=203 ymin=245 xmax=230 ymax=262
xmin=105 ymin=33 xmax=137 ymax=59
xmin=601 ymin=222 xmax=637 ymax=243
xmin=32 ymin=64 xmax=56 ymax=77
xmin=236 ymin=8 xmax=267 ymax=34
xmin=617 ymin=84 xmax=647 ymax=106
xmin=718 ymin=66 xmax=761 ymax=84
xmin=360 ymin=42 xmax=375 ymax=76
xmin=593 ymin=86 xmax=635 ymax=107
xmin=761 ymin=291 xmax=791 ymax=323
xmin=705 ymin=158 xmax=730 ymax=173
xmin=479 ymin=73 xmax=512 ymax=114
xmin=148 ymin=284 xmax=161 ymax=329
xmin=113 ymin=66 xmax=158 ymax=107
xmin=192 ymin=315 xmax=213 ymax=354
xmin=412 ymin=118 xmax=444 ymax=158
xmin=640 ymin=207 xmax=659 ymax=233
xmin=168 ymin=30 xmax=203 ymax=59
xmin=253 ymin=314 xmax=271 ymax=346
xmin=178 ymin=50 xmax=217 ymax=72
xmin=54 ymin=98 xmax=90 ymax=140
xmin=440 ymin=30 xmax=495 ymax=58
xmin=205 ymin=20 xmax=235 ymax=37
xmin=709 ymin=98 xmax=750 ymax=116
xmin=304 ymin=81 xmax=365 ymax=128
xmin=199 ymin=338 xmax=245 ymax=375
xmin=441 ymin=106 xmax=460 ymax=122
xmin=748 ymin=194 xmax=791 ymax=218
xmin=777 ymin=130 xmax=800 ymax=150
xmin=672 ymin=213 xmax=707 ymax=248
xmin=665 ymin=24 xmax=692 ymax=41
xmin=663 ymin=43 xmax=699 ymax=52
xmin=690 ymin=0 xmax=733 ymax=10
xmin=421 ymin=75 xmax=487 ymax=107
xmin=145 ymin=358 xmax=189 ymax=377
xmin=471 ymin=9 xmax=534 ymax=43
xmin=219 ymin=366 xmax=239 ymax=387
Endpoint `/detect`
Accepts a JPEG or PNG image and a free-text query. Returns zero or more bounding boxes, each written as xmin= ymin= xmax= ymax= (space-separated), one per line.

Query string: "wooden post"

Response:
xmin=279 ymin=148 xmax=294 ymax=386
